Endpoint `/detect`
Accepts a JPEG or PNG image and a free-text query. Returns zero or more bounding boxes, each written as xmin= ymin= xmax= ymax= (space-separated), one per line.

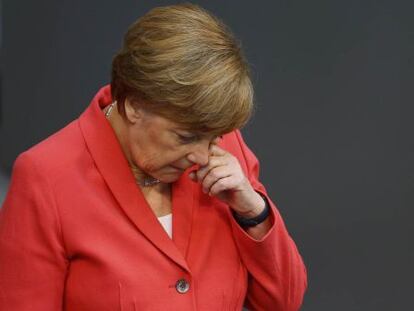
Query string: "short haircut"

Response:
xmin=111 ymin=3 xmax=254 ymax=135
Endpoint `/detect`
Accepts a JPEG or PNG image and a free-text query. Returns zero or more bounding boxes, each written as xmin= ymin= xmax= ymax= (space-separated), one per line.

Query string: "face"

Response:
xmin=123 ymin=100 xmax=219 ymax=183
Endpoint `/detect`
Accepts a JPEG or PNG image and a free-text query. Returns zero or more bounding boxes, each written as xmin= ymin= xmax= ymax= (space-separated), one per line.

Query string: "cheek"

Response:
xmin=154 ymin=150 xmax=190 ymax=172
xmin=128 ymin=126 xmax=189 ymax=171
xmin=169 ymin=152 xmax=193 ymax=168
xmin=162 ymin=150 xmax=188 ymax=167
xmin=133 ymin=145 xmax=185 ymax=172
xmin=132 ymin=148 xmax=160 ymax=172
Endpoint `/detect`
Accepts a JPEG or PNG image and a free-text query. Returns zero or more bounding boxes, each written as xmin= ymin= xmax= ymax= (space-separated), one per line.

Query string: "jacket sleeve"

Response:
xmin=230 ymin=130 xmax=307 ymax=311
xmin=0 ymin=152 xmax=68 ymax=310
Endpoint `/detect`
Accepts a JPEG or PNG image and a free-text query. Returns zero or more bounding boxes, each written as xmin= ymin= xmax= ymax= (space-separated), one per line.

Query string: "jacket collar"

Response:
xmin=79 ymin=85 xmax=196 ymax=272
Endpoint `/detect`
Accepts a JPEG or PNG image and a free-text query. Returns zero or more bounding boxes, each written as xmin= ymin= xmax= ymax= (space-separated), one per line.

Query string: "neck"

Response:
xmin=105 ymin=102 xmax=161 ymax=187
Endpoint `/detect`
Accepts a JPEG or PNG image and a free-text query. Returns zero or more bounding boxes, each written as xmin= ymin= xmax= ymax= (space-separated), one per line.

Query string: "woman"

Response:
xmin=0 ymin=4 xmax=307 ymax=310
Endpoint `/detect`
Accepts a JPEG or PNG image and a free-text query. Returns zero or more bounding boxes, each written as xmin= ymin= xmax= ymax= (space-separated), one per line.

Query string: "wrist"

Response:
xmin=234 ymin=193 xmax=266 ymax=218
xmin=232 ymin=192 xmax=270 ymax=228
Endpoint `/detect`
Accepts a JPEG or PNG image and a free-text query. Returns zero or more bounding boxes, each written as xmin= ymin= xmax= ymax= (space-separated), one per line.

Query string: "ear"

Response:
xmin=124 ymin=97 xmax=144 ymax=124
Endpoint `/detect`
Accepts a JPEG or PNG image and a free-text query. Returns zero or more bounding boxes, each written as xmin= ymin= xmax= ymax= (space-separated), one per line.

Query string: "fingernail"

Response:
xmin=187 ymin=154 xmax=196 ymax=163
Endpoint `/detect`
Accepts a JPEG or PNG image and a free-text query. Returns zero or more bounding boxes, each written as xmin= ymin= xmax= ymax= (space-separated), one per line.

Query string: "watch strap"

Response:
xmin=232 ymin=192 xmax=270 ymax=228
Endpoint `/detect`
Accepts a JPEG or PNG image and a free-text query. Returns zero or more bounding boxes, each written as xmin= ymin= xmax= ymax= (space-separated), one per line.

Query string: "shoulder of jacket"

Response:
xmin=15 ymin=119 xmax=87 ymax=176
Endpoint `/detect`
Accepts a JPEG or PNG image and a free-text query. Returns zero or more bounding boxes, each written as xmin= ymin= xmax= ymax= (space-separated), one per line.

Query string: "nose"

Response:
xmin=187 ymin=140 xmax=210 ymax=166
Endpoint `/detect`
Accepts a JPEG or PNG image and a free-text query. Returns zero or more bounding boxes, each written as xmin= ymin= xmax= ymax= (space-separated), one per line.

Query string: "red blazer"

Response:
xmin=0 ymin=86 xmax=307 ymax=310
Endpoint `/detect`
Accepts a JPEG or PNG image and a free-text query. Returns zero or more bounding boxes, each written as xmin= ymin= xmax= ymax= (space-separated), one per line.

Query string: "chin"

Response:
xmin=157 ymin=175 xmax=179 ymax=184
xmin=157 ymin=170 xmax=184 ymax=183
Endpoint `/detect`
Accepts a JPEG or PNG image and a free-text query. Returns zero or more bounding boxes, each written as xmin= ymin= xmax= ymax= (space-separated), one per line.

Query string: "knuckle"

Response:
xmin=217 ymin=178 xmax=226 ymax=188
xmin=210 ymin=169 xmax=219 ymax=179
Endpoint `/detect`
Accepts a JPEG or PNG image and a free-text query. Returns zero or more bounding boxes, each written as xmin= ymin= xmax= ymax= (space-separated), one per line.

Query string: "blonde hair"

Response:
xmin=111 ymin=3 xmax=254 ymax=135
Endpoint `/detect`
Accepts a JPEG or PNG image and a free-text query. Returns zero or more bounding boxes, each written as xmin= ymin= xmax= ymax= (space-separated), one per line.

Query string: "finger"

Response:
xmin=196 ymin=156 xmax=227 ymax=182
xmin=189 ymin=171 xmax=197 ymax=181
xmin=209 ymin=175 xmax=235 ymax=196
xmin=201 ymin=166 xmax=232 ymax=194
xmin=209 ymin=143 xmax=227 ymax=156
xmin=210 ymin=136 xmax=222 ymax=146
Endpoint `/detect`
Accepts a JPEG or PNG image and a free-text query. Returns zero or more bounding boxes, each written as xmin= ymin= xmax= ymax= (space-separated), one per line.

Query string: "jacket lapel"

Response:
xmin=172 ymin=170 xmax=198 ymax=258
xmin=79 ymin=85 xmax=193 ymax=272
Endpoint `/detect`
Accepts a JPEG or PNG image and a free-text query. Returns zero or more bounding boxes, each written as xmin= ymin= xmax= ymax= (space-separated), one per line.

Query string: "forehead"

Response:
xmin=142 ymin=109 xmax=221 ymax=137
xmin=144 ymin=111 xmax=190 ymax=132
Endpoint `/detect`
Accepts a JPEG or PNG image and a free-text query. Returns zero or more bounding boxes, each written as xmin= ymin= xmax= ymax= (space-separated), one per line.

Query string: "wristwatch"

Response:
xmin=232 ymin=192 xmax=270 ymax=228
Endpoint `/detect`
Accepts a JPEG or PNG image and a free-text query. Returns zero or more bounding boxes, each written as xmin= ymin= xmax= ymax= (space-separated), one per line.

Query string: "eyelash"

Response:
xmin=177 ymin=134 xmax=199 ymax=144
xmin=176 ymin=133 xmax=222 ymax=145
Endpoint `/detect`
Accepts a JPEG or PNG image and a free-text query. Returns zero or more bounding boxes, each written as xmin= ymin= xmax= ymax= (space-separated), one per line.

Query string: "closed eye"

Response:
xmin=176 ymin=133 xmax=200 ymax=144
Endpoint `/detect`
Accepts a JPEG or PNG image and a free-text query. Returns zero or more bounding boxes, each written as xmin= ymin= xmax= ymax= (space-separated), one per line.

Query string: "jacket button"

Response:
xmin=175 ymin=279 xmax=190 ymax=294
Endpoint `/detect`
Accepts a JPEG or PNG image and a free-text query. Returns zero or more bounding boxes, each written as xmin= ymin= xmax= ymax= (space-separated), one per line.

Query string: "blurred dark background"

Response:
xmin=1 ymin=1 xmax=413 ymax=310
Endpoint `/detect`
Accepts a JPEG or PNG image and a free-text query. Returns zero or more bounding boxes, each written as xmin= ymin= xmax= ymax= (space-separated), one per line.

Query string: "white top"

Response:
xmin=157 ymin=213 xmax=172 ymax=238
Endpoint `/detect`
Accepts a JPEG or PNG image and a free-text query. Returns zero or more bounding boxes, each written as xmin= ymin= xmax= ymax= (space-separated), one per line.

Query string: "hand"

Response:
xmin=189 ymin=144 xmax=265 ymax=216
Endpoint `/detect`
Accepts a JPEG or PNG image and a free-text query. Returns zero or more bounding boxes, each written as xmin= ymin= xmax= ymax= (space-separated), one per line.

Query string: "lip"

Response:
xmin=170 ymin=165 xmax=185 ymax=172
xmin=170 ymin=165 xmax=196 ymax=172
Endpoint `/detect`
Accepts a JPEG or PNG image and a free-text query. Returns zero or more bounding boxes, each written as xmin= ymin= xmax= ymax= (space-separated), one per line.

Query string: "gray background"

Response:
xmin=1 ymin=0 xmax=413 ymax=310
